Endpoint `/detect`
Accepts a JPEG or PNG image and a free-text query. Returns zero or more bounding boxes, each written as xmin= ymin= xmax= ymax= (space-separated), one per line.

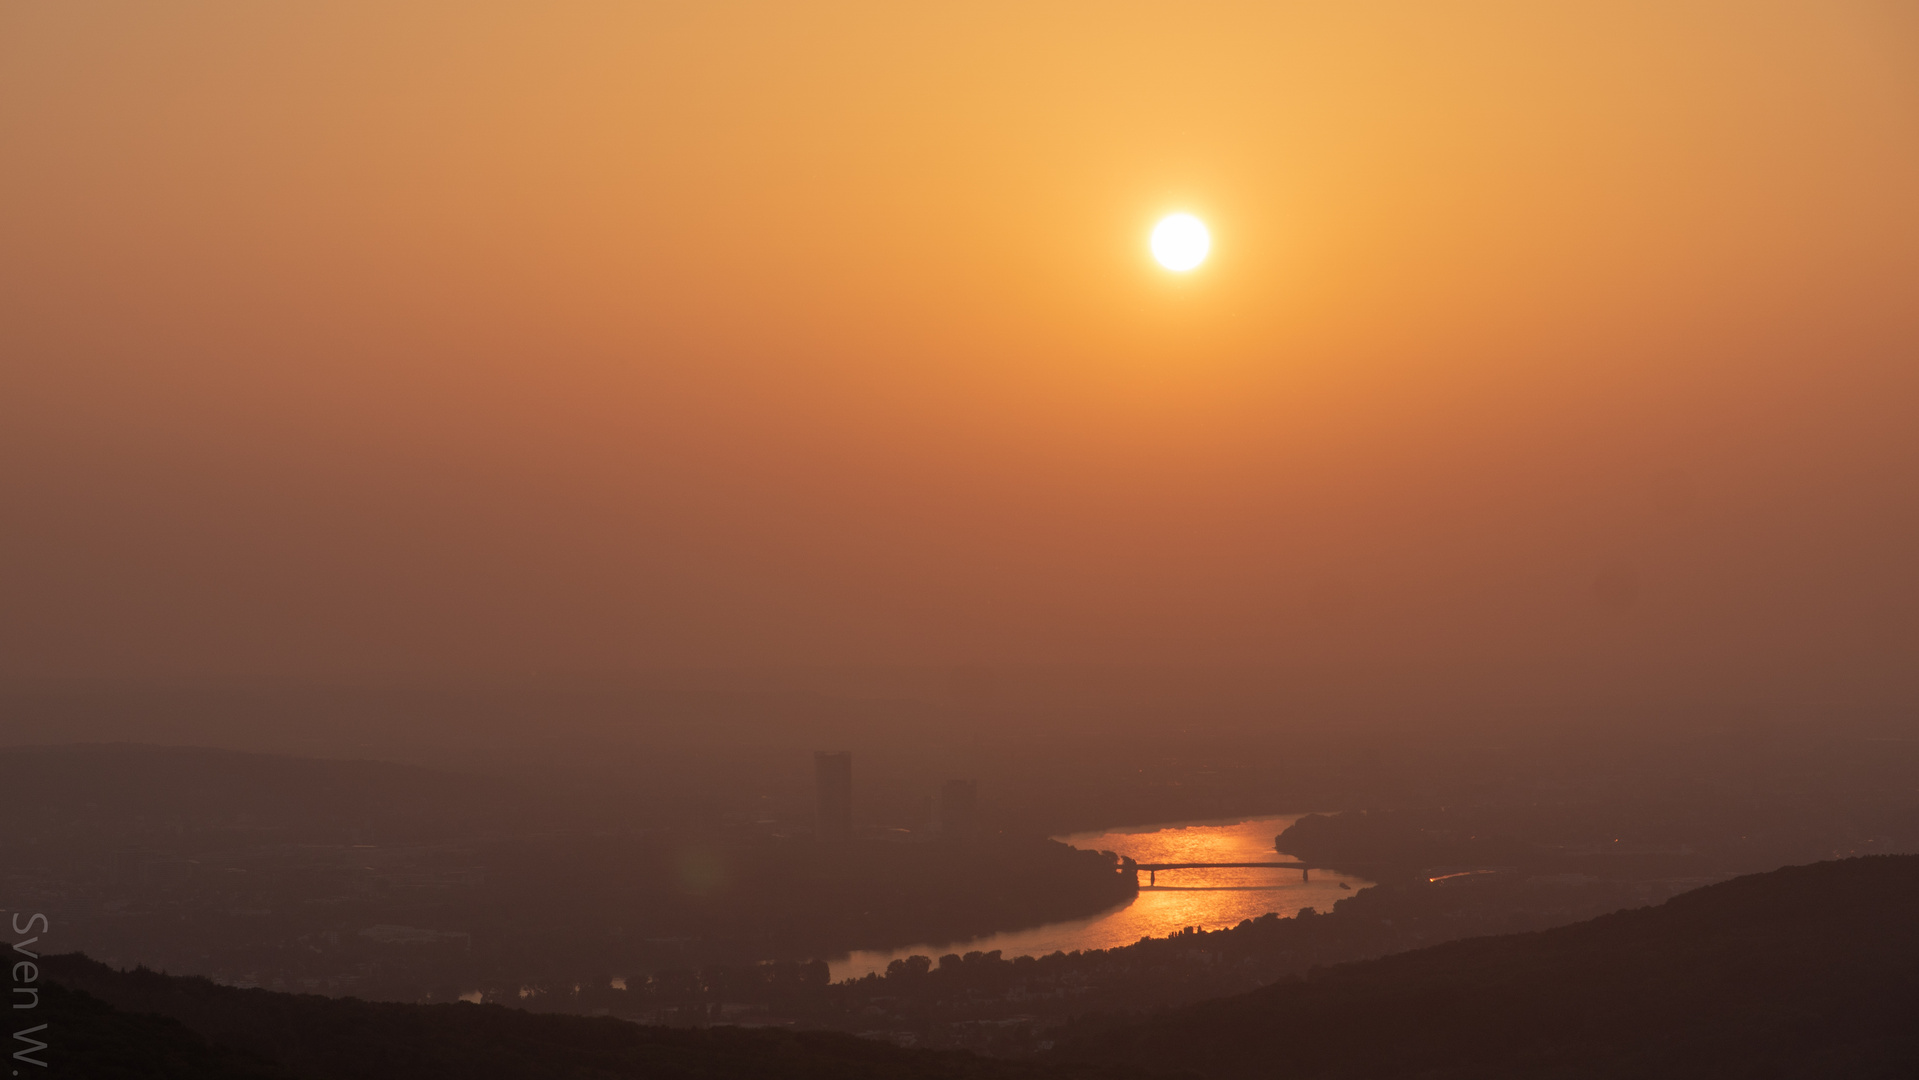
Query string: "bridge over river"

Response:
xmin=1128 ymin=860 xmax=1335 ymax=886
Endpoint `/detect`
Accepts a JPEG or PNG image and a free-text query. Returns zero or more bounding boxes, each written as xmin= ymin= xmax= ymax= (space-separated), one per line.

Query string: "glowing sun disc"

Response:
xmin=1151 ymin=214 xmax=1210 ymax=271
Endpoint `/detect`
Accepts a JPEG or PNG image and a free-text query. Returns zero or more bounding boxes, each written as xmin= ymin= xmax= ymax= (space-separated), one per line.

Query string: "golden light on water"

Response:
xmin=1150 ymin=213 xmax=1211 ymax=271
xmin=830 ymin=817 xmax=1371 ymax=979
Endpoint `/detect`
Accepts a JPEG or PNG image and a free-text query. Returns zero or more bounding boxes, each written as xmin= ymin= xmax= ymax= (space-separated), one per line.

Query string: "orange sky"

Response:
xmin=2 ymin=2 xmax=1917 ymax=715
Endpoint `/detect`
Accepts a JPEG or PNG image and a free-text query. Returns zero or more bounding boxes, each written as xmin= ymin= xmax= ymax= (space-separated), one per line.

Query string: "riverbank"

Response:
xmin=830 ymin=816 xmax=1369 ymax=979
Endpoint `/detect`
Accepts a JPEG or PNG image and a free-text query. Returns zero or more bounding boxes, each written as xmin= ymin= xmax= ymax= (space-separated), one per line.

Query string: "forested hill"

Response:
xmin=40 ymin=856 xmax=1919 ymax=1078
xmin=1052 ymin=855 xmax=1919 ymax=1079
xmin=39 ymin=955 xmax=1114 ymax=1080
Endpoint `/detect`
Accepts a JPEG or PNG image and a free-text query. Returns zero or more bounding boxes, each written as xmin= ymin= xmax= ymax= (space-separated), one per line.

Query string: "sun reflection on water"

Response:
xmin=829 ymin=815 xmax=1370 ymax=980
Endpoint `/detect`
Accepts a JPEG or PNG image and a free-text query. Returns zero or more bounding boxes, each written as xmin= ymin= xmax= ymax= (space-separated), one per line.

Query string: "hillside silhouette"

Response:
xmin=1052 ymin=855 xmax=1919 ymax=1078
xmin=38 ymin=856 xmax=1919 ymax=1078
xmin=40 ymin=955 xmax=1114 ymax=1080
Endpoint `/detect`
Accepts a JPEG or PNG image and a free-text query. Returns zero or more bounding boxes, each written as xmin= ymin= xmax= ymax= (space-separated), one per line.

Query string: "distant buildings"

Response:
xmin=814 ymin=752 xmax=979 ymax=843
xmin=814 ymin=751 xmax=853 ymax=841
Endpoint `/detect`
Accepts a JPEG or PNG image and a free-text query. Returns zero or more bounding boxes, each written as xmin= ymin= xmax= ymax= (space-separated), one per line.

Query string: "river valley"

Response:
xmin=829 ymin=814 xmax=1372 ymax=979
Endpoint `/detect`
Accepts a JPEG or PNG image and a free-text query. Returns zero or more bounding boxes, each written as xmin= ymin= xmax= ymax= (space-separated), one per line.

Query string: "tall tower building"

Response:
xmin=938 ymin=779 xmax=978 ymax=842
xmin=814 ymin=751 xmax=853 ymax=841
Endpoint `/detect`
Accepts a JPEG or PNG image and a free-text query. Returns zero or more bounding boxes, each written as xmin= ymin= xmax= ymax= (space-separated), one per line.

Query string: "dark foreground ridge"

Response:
xmin=39 ymin=855 xmax=1919 ymax=1078
xmin=40 ymin=954 xmax=1115 ymax=1080
xmin=1052 ymin=854 xmax=1919 ymax=1079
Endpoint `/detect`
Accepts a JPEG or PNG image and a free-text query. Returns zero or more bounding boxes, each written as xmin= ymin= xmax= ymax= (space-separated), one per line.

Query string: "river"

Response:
xmin=827 ymin=814 xmax=1371 ymax=981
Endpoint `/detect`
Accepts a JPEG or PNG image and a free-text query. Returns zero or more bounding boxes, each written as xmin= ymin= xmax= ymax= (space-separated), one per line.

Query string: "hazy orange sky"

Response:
xmin=3 ymin=2 xmax=1917 ymax=715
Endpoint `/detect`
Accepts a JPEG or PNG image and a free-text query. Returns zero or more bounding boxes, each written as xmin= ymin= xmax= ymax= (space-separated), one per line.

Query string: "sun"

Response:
xmin=1150 ymin=213 xmax=1210 ymax=272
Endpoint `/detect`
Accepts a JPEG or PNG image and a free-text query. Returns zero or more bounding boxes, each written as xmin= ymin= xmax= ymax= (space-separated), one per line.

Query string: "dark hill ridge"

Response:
xmin=41 ymin=955 xmax=1114 ymax=1080
xmin=41 ymin=856 xmax=1919 ymax=1078
xmin=1052 ymin=855 xmax=1919 ymax=1079
xmin=28 ymin=981 xmax=284 ymax=1079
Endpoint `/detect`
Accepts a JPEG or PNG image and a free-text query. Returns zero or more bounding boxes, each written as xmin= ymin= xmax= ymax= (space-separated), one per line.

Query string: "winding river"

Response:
xmin=828 ymin=814 xmax=1371 ymax=980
